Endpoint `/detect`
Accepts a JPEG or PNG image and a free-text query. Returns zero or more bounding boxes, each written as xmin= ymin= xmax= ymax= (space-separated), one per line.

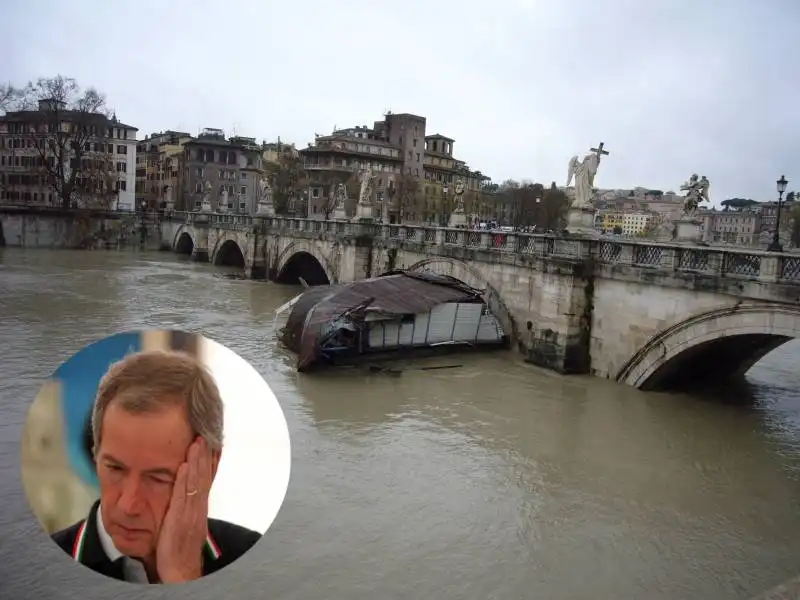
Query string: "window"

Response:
xmin=117 ymin=145 xmax=127 ymax=154
xmin=240 ymin=186 xmax=246 ymax=195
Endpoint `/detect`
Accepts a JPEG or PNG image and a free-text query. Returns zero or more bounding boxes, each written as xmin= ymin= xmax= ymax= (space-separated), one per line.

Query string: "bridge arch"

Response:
xmin=274 ymin=240 xmax=334 ymax=286
xmin=616 ymin=303 xmax=800 ymax=391
xmin=404 ymin=257 xmax=518 ymax=343
xmin=210 ymin=234 xmax=246 ymax=268
xmin=173 ymin=226 xmax=194 ymax=255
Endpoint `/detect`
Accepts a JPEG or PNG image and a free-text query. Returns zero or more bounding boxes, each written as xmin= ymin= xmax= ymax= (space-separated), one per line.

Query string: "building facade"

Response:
xmin=181 ymin=129 xmax=264 ymax=214
xmin=135 ymin=130 xmax=192 ymax=211
xmin=0 ymin=99 xmax=137 ymax=210
xmin=595 ymin=210 xmax=654 ymax=236
xmin=299 ymin=112 xmax=490 ymax=224
xmin=701 ymin=209 xmax=762 ymax=246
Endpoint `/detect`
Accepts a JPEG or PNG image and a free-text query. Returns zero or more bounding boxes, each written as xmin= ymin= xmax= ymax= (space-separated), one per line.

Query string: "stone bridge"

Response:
xmin=157 ymin=211 xmax=800 ymax=392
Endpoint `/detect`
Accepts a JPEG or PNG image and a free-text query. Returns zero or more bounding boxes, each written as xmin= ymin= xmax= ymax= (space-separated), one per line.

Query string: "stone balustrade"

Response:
xmin=164 ymin=211 xmax=800 ymax=286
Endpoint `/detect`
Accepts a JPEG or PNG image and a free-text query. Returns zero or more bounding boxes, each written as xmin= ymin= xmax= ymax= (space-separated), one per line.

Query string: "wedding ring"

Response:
xmin=186 ymin=489 xmax=199 ymax=496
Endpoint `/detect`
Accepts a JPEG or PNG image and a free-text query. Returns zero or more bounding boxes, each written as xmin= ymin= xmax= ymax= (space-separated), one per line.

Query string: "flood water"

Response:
xmin=0 ymin=247 xmax=799 ymax=600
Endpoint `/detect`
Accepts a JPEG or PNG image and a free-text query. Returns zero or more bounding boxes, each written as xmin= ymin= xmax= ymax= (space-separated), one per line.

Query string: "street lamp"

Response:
xmin=768 ymin=175 xmax=788 ymax=252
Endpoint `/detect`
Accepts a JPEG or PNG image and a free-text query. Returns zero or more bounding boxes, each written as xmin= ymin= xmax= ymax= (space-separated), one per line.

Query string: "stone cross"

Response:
xmin=591 ymin=141 xmax=610 ymax=161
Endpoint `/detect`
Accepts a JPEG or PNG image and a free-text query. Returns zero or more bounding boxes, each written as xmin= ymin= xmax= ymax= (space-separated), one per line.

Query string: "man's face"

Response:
xmin=95 ymin=399 xmax=193 ymax=559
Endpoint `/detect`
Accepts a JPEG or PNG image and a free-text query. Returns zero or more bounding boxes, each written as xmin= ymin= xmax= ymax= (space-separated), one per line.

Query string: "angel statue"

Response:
xmin=358 ymin=167 xmax=376 ymax=205
xmin=566 ymin=143 xmax=608 ymax=209
xmin=453 ymin=177 xmax=466 ymax=212
xmin=680 ymin=173 xmax=710 ymax=217
xmin=333 ymin=182 xmax=348 ymax=209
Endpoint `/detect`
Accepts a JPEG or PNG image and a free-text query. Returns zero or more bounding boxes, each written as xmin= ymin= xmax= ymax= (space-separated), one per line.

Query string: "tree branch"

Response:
xmin=6 ymin=76 xmax=117 ymax=209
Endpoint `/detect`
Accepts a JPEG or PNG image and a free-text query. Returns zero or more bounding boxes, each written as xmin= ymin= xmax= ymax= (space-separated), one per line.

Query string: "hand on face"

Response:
xmin=156 ymin=437 xmax=214 ymax=583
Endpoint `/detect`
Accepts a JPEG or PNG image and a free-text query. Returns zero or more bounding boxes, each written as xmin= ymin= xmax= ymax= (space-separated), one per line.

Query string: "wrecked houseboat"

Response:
xmin=275 ymin=270 xmax=509 ymax=372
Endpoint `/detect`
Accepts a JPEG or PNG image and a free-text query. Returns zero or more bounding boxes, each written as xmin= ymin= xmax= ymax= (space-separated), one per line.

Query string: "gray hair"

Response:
xmin=91 ymin=349 xmax=224 ymax=454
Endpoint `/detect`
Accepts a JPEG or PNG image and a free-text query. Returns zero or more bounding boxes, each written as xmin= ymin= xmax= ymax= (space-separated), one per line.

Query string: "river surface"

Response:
xmin=0 ymin=248 xmax=799 ymax=600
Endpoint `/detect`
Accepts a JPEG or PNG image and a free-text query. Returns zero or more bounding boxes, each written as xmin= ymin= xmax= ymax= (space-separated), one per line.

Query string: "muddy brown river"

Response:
xmin=0 ymin=248 xmax=799 ymax=599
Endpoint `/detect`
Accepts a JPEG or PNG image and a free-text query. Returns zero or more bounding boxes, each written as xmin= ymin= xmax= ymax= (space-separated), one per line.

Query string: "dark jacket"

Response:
xmin=51 ymin=499 xmax=262 ymax=582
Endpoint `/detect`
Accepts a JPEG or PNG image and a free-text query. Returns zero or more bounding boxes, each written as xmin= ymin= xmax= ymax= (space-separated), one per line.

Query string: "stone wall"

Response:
xmin=1 ymin=209 xmax=160 ymax=250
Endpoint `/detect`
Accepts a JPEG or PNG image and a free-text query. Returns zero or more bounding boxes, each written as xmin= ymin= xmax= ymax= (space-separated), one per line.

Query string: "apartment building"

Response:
xmin=135 ymin=130 xmax=192 ymax=211
xmin=701 ymin=209 xmax=762 ymax=246
xmin=299 ymin=112 xmax=490 ymax=223
xmin=422 ymin=133 xmax=490 ymax=225
xmin=595 ymin=210 xmax=653 ymax=236
xmin=0 ymin=99 xmax=137 ymax=210
xmin=182 ymin=129 xmax=264 ymax=214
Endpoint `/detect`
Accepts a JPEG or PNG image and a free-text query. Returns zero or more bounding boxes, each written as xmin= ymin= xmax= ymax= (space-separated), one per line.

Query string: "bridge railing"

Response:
xmin=168 ymin=211 xmax=800 ymax=285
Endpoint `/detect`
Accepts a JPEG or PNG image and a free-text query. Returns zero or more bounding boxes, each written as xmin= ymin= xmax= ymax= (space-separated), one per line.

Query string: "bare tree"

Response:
xmin=0 ymin=82 xmax=17 ymax=114
xmin=538 ymin=183 xmax=569 ymax=231
xmin=390 ymin=171 xmax=421 ymax=224
xmin=264 ymin=152 xmax=307 ymax=216
xmin=317 ymin=170 xmax=355 ymax=219
xmin=6 ymin=76 xmax=120 ymax=209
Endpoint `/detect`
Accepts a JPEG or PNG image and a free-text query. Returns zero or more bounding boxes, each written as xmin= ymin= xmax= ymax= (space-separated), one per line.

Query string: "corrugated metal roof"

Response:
xmin=284 ymin=271 xmax=486 ymax=370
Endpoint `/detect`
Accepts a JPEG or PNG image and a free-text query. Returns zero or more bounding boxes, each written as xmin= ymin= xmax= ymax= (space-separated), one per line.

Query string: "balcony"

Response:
xmin=304 ymin=162 xmax=356 ymax=172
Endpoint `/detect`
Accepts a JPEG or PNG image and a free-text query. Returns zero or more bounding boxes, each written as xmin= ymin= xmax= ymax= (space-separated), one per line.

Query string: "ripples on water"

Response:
xmin=0 ymin=248 xmax=799 ymax=600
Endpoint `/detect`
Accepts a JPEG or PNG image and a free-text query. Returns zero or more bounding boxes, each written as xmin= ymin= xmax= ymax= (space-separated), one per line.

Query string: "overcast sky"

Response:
xmin=3 ymin=0 xmax=799 ymax=204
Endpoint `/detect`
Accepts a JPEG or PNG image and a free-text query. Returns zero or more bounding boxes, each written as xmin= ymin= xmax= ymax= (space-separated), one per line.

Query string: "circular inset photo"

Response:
xmin=20 ymin=330 xmax=291 ymax=584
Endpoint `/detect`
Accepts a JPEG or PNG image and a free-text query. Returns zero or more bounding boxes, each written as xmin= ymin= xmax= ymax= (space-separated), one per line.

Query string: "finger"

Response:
xmin=198 ymin=439 xmax=213 ymax=496
xmin=185 ymin=438 xmax=200 ymax=502
xmin=170 ymin=462 xmax=188 ymax=510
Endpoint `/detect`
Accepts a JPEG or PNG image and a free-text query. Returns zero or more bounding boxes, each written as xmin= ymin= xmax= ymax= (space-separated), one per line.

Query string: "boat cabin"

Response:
xmin=275 ymin=270 xmax=508 ymax=372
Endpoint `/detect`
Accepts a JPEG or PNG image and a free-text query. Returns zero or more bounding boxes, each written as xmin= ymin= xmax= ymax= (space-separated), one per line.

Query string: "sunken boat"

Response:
xmin=275 ymin=270 xmax=509 ymax=372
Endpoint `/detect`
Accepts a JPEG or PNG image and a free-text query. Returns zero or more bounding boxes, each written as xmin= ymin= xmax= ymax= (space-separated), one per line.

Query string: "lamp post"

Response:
xmin=768 ymin=175 xmax=788 ymax=252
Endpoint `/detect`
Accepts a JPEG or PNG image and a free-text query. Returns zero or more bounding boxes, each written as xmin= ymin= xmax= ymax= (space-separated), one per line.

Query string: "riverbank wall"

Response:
xmin=0 ymin=206 xmax=161 ymax=250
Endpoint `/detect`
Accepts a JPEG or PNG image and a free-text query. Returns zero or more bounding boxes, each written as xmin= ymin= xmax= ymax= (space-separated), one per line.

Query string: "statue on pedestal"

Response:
xmin=200 ymin=180 xmax=212 ymax=212
xmin=564 ymin=141 xmax=610 ymax=236
xmin=256 ymin=176 xmax=275 ymax=216
xmin=358 ymin=167 xmax=375 ymax=205
xmin=219 ymin=186 xmax=228 ymax=213
xmin=566 ymin=142 xmax=610 ymax=209
xmin=680 ymin=174 xmax=710 ymax=218
xmin=355 ymin=167 xmax=376 ymax=220
xmin=332 ymin=182 xmax=348 ymax=220
xmin=448 ymin=177 xmax=467 ymax=228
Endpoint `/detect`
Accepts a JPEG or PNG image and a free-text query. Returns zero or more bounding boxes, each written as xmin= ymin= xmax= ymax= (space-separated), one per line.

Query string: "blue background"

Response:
xmin=52 ymin=331 xmax=142 ymax=489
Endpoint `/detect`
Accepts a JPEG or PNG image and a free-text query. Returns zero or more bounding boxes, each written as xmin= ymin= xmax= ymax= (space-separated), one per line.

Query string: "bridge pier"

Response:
xmin=521 ymin=261 xmax=594 ymax=375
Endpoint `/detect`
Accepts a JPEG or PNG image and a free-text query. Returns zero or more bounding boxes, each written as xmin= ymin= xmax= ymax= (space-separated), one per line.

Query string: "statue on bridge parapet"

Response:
xmin=332 ymin=182 xmax=348 ymax=220
xmin=355 ymin=167 xmax=376 ymax=220
xmin=674 ymin=173 xmax=711 ymax=243
xmin=200 ymin=180 xmax=213 ymax=213
xmin=448 ymin=177 xmax=467 ymax=228
xmin=256 ymin=176 xmax=275 ymax=216
xmin=219 ymin=186 xmax=229 ymax=213
xmin=680 ymin=173 xmax=710 ymax=218
xmin=564 ymin=141 xmax=610 ymax=236
xmin=566 ymin=142 xmax=609 ymax=210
